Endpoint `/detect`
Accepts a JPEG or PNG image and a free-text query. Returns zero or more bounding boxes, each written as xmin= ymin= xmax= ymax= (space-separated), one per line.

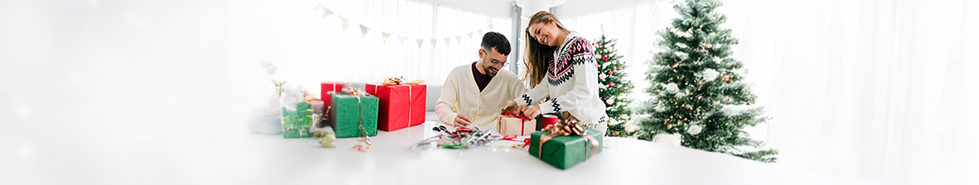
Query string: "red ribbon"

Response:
xmin=501 ymin=111 xmax=532 ymax=121
xmin=499 ymin=135 xmax=531 ymax=149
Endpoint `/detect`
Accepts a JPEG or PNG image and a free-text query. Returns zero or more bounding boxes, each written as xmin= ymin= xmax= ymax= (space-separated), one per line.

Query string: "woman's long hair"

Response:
xmin=523 ymin=11 xmax=569 ymax=88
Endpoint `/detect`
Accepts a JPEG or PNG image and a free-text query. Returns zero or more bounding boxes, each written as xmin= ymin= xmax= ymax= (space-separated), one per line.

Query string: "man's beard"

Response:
xmin=483 ymin=65 xmax=498 ymax=77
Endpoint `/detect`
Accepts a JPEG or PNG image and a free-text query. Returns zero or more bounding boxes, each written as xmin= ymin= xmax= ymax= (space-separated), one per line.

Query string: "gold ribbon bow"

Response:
xmin=538 ymin=119 xmax=600 ymax=160
xmin=382 ymin=76 xmax=425 ymax=85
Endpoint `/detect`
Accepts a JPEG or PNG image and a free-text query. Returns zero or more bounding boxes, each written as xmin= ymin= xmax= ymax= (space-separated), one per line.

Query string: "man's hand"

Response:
xmin=502 ymin=100 xmax=520 ymax=114
xmin=453 ymin=114 xmax=472 ymax=127
xmin=521 ymin=106 xmax=542 ymax=118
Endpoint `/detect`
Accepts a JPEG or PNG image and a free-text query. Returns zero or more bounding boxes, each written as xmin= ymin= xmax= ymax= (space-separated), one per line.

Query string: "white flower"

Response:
xmin=262 ymin=60 xmax=277 ymax=75
xmin=687 ymin=125 xmax=702 ymax=135
xmin=664 ymin=83 xmax=679 ymax=93
xmin=606 ymin=98 xmax=615 ymax=105
xmin=600 ymin=73 xmax=608 ymax=80
xmin=702 ymin=69 xmax=719 ymax=82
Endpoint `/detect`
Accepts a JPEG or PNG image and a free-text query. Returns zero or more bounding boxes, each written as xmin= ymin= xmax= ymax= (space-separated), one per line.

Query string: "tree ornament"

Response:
xmin=723 ymin=76 xmax=731 ymax=82
xmin=606 ymin=98 xmax=614 ymax=105
xmin=600 ymin=73 xmax=608 ymax=80
xmin=608 ymin=70 xmax=614 ymax=75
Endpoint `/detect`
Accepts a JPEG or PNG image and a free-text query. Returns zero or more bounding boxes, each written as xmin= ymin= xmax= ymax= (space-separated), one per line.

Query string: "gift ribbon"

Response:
xmin=343 ymin=87 xmax=372 ymax=152
xmin=499 ymin=135 xmax=531 ymax=149
xmin=498 ymin=111 xmax=532 ymax=136
xmin=537 ymin=120 xmax=599 ymax=160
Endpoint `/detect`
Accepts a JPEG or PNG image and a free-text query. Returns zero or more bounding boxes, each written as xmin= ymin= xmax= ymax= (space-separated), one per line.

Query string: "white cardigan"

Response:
xmin=513 ymin=33 xmax=609 ymax=125
xmin=436 ymin=63 xmax=529 ymax=128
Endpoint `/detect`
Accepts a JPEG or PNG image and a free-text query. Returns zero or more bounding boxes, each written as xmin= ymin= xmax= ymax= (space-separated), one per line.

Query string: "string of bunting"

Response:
xmin=311 ymin=4 xmax=494 ymax=49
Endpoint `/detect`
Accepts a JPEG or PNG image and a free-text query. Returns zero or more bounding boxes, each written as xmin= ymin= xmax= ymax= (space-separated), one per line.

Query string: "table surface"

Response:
xmin=2 ymin=113 xmax=888 ymax=185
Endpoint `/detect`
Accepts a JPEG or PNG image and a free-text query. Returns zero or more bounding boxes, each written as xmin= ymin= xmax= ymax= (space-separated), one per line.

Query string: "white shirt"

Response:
xmin=436 ymin=63 xmax=529 ymax=128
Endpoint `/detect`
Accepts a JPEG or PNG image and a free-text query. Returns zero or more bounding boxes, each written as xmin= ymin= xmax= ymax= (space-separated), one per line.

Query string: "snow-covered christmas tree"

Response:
xmin=594 ymin=30 xmax=635 ymax=137
xmin=635 ymin=0 xmax=777 ymax=162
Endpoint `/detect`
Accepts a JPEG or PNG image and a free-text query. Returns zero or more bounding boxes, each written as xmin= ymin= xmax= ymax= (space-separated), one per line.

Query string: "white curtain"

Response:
xmin=562 ymin=0 xmax=979 ymax=184
xmin=227 ymin=0 xmax=512 ymax=100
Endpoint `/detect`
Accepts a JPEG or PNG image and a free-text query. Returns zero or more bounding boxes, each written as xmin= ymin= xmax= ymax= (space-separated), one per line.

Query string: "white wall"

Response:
xmin=0 ymin=1 xmax=236 ymax=184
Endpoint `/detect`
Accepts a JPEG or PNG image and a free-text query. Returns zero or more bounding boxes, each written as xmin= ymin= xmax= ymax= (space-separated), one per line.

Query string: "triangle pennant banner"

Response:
xmin=399 ymin=36 xmax=408 ymax=46
xmin=416 ymin=39 xmax=424 ymax=48
xmin=322 ymin=8 xmax=334 ymax=18
xmin=382 ymin=32 xmax=392 ymax=43
xmin=340 ymin=17 xmax=350 ymax=30
xmin=359 ymin=24 xmax=371 ymax=37
xmin=431 ymin=39 xmax=438 ymax=48
xmin=455 ymin=36 xmax=462 ymax=44
xmin=467 ymin=32 xmax=474 ymax=41
xmin=444 ymin=38 xmax=452 ymax=46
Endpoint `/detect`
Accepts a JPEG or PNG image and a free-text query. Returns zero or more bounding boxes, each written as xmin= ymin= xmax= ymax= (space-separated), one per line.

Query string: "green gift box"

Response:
xmin=329 ymin=93 xmax=379 ymax=138
xmin=282 ymin=101 xmax=314 ymax=138
xmin=529 ymin=128 xmax=604 ymax=169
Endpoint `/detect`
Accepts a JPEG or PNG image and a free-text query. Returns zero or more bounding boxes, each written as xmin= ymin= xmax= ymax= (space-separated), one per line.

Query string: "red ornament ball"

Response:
xmin=608 ymin=83 xmax=614 ymax=87
xmin=608 ymin=70 xmax=613 ymax=75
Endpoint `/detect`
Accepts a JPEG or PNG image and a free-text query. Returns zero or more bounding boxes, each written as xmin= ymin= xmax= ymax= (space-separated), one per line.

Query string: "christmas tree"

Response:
xmin=594 ymin=29 xmax=635 ymax=137
xmin=635 ymin=0 xmax=777 ymax=162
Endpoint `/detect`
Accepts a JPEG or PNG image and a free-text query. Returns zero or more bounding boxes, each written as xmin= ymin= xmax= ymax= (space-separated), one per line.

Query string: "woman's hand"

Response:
xmin=521 ymin=106 xmax=542 ymax=118
xmin=503 ymin=100 xmax=520 ymax=114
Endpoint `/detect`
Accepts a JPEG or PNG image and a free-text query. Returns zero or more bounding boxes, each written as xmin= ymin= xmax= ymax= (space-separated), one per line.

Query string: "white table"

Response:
xmin=2 ymin=118 xmax=887 ymax=185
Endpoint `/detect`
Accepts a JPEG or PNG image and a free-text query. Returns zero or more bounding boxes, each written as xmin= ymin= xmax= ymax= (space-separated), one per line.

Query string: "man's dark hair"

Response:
xmin=481 ymin=32 xmax=511 ymax=55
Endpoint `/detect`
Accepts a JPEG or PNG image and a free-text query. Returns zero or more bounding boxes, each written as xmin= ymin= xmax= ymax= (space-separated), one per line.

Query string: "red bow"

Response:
xmin=501 ymin=111 xmax=532 ymax=121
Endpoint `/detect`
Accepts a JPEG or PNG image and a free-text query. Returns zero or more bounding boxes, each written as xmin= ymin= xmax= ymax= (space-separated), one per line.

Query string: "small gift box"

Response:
xmin=366 ymin=78 xmax=426 ymax=132
xmin=529 ymin=122 xmax=604 ymax=170
xmin=282 ymin=101 xmax=314 ymax=138
xmin=329 ymin=92 xmax=379 ymax=138
xmin=497 ymin=112 xmax=536 ymax=136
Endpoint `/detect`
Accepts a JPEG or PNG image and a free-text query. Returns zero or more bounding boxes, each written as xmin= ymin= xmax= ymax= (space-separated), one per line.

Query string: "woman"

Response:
xmin=503 ymin=11 xmax=608 ymax=130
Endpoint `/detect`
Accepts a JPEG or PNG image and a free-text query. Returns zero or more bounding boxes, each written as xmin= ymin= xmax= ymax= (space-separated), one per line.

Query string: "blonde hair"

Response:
xmin=523 ymin=11 xmax=569 ymax=88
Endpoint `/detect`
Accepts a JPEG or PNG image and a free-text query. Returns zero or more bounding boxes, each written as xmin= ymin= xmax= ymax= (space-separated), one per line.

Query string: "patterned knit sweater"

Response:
xmin=513 ymin=32 xmax=608 ymax=125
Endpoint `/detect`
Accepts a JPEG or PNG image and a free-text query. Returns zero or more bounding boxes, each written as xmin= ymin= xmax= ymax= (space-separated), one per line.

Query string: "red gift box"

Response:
xmin=321 ymin=82 xmax=344 ymax=109
xmin=366 ymin=84 xmax=426 ymax=131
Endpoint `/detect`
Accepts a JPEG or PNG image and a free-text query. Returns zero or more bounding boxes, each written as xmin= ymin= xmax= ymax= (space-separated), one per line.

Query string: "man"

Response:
xmin=436 ymin=32 xmax=528 ymax=128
